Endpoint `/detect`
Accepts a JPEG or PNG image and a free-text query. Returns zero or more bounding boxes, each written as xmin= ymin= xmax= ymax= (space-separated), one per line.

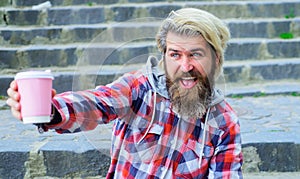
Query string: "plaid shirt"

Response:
xmin=49 ymin=58 xmax=243 ymax=178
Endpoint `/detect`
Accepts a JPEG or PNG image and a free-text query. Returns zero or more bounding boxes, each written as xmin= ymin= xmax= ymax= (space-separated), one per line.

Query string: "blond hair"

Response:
xmin=156 ymin=8 xmax=230 ymax=79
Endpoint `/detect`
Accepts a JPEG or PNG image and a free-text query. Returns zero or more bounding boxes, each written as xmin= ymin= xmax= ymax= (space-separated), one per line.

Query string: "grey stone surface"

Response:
xmin=2 ymin=1 xmax=300 ymax=26
xmin=42 ymin=149 xmax=110 ymax=177
xmin=0 ymin=106 xmax=111 ymax=178
xmin=10 ymin=0 xmax=119 ymax=6
xmin=228 ymin=20 xmax=293 ymax=38
xmin=225 ymin=80 xmax=300 ymax=97
xmin=1 ymin=19 xmax=297 ymax=46
xmin=1 ymin=67 xmax=300 ymax=97
xmin=228 ymin=95 xmax=300 ymax=145
xmin=147 ymin=5 xmax=182 ymax=18
xmin=0 ymin=151 xmax=28 ymax=178
xmin=223 ymin=59 xmax=300 ymax=82
xmin=227 ymin=95 xmax=300 ymax=172
xmin=226 ymin=41 xmax=260 ymax=60
xmin=0 ymin=0 xmax=9 ymax=7
xmin=0 ymin=0 xmax=300 ymax=177
xmin=48 ymin=7 xmax=105 ymax=25
xmin=187 ymin=1 xmax=300 ymax=18
xmin=111 ymin=6 xmax=136 ymax=22
xmin=1 ymin=93 xmax=300 ymax=177
xmin=0 ymin=39 xmax=299 ymax=69
xmin=0 ymin=75 xmax=13 ymax=97
xmin=4 ymin=9 xmax=40 ymax=26
xmin=268 ymin=40 xmax=300 ymax=58
xmin=243 ymin=172 xmax=300 ymax=179
xmin=250 ymin=60 xmax=300 ymax=80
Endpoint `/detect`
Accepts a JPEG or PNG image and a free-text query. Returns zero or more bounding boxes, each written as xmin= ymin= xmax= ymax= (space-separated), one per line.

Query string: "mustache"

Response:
xmin=173 ymin=70 xmax=203 ymax=81
xmin=170 ymin=70 xmax=213 ymax=91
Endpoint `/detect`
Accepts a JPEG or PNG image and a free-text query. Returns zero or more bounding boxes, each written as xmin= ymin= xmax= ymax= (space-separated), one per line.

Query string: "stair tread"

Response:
xmin=1 ymin=57 xmax=300 ymax=75
xmin=1 ymin=65 xmax=299 ymax=96
xmin=2 ymin=0 xmax=299 ymax=7
xmin=1 ymin=17 xmax=298 ymax=30
xmin=0 ymin=0 xmax=299 ymax=96
xmin=225 ymin=79 xmax=300 ymax=96
xmin=1 ymin=37 xmax=299 ymax=48
xmin=224 ymin=58 xmax=300 ymax=67
xmin=3 ymin=0 xmax=300 ymax=8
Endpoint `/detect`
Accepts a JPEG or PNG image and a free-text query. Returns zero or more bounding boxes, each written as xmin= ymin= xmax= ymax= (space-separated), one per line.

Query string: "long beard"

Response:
xmin=166 ymin=70 xmax=213 ymax=119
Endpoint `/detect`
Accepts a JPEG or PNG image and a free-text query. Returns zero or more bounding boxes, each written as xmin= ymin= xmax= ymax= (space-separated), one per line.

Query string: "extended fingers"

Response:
xmin=6 ymin=80 xmax=22 ymax=120
xmin=6 ymin=97 xmax=22 ymax=120
xmin=11 ymin=107 xmax=22 ymax=120
xmin=6 ymin=97 xmax=21 ymax=110
xmin=7 ymin=88 xmax=20 ymax=101
xmin=7 ymin=80 xmax=20 ymax=101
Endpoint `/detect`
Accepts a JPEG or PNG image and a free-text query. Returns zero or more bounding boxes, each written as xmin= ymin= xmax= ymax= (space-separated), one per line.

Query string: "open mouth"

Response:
xmin=180 ymin=77 xmax=198 ymax=89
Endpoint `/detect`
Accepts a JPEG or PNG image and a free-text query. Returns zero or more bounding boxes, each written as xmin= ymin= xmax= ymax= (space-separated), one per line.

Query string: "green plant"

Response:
xmin=285 ymin=8 xmax=295 ymax=19
xmin=0 ymin=96 xmax=7 ymax=100
xmin=0 ymin=96 xmax=8 ymax=110
xmin=280 ymin=32 xmax=294 ymax=39
xmin=230 ymin=94 xmax=244 ymax=99
xmin=291 ymin=92 xmax=300 ymax=97
xmin=253 ymin=92 xmax=266 ymax=97
xmin=269 ymin=129 xmax=285 ymax=132
xmin=280 ymin=8 xmax=296 ymax=39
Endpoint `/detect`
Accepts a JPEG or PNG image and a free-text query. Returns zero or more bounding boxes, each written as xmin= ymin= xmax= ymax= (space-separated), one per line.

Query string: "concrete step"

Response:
xmin=2 ymin=0 xmax=281 ymax=7
xmin=0 ymin=22 xmax=157 ymax=45
xmin=1 ymin=38 xmax=300 ymax=68
xmin=243 ymin=172 xmax=300 ymax=179
xmin=1 ymin=0 xmax=299 ymax=26
xmin=8 ymin=0 xmax=119 ymax=7
xmin=224 ymin=58 xmax=300 ymax=82
xmin=1 ymin=93 xmax=300 ymax=178
xmin=1 ymin=1 xmax=299 ymax=178
xmin=0 ymin=18 xmax=299 ymax=46
xmin=1 ymin=59 xmax=300 ymax=96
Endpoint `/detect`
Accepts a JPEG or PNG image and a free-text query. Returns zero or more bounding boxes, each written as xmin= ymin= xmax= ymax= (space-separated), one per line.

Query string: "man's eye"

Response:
xmin=170 ymin=53 xmax=179 ymax=58
xmin=191 ymin=53 xmax=203 ymax=57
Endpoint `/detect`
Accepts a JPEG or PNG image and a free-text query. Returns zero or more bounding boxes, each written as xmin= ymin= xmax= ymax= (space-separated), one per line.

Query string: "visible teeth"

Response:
xmin=181 ymin=77 xmax=195 ymax=80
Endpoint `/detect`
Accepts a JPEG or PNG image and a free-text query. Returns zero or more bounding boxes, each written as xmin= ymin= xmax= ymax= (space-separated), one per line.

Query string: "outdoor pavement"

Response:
xmin=0 ymin=85 xmax=300 ymax=178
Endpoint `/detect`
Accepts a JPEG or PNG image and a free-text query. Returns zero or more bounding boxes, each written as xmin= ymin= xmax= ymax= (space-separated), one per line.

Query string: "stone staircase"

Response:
xmin=0 ymin=0 xmax=300 ymax=96
xmin=1 ymin=1 xmax=300 ymax=178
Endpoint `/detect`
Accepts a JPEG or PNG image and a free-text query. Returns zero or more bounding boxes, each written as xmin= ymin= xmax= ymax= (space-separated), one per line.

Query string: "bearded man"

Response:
xmin=7 ymin=8 xmax=243 ymax=178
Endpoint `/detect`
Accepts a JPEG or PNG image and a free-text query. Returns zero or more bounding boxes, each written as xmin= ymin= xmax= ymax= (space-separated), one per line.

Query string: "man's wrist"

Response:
xmin=35 ymin=105 xmax=62 ymax=134
xmin=48 ymin=105 xmax=62 ymax=125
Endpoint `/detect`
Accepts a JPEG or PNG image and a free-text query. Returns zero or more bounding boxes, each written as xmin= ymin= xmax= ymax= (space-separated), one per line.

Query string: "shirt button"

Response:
xmin=201 ymin=153 xmax=205 ymax=158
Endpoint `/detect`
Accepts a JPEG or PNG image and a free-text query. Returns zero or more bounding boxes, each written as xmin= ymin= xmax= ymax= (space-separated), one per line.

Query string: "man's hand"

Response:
xmin=6 ymin=80 xmax=56 ymax=121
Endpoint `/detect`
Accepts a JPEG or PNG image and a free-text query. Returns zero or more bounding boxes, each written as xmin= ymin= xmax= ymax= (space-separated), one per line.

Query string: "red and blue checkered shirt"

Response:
xmin=49 ymin=58 xmax=243 ymax=178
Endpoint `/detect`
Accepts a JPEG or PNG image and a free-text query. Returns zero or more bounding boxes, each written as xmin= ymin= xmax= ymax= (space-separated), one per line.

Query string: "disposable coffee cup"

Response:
xmin=15 ymin=71 xmax=54 ymax=124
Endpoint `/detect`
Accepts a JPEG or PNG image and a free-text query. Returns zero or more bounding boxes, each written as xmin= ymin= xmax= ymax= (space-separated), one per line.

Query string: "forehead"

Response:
xmin=166 ymin=32 xmax=208 ymax=51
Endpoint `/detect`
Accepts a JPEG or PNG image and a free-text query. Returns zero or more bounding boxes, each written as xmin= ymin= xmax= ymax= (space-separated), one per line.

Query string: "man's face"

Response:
xmin=164 ymin=32 xmax=218 ymax=118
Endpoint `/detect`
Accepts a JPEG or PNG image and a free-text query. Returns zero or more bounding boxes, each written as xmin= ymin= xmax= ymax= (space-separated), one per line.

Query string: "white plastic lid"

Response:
xmin=15 ymin=71 xmax=54 ymax=80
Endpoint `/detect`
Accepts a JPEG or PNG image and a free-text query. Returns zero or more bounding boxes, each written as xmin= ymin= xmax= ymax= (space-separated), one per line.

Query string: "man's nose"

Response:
xmin=180 ymin=57 xmax=193 ymax=72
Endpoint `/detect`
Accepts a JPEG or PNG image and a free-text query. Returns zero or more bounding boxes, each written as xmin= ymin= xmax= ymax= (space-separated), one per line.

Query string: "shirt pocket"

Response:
xmin=123 ymin=123 xmax=164 ymax=163
xmin=175 ymin=139 xmax=214 ymax=177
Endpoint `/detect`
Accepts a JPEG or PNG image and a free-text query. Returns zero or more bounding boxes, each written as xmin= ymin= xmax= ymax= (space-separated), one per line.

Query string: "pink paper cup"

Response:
xmin=15 ymin=71 xmax=54 ymax=124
